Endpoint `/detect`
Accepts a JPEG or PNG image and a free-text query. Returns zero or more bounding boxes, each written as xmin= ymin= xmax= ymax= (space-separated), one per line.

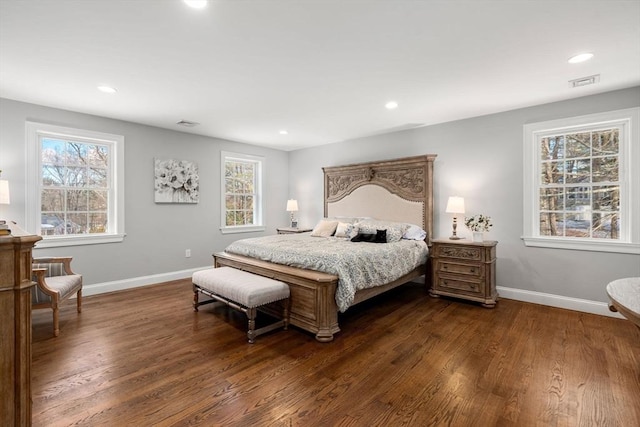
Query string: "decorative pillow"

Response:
xmin=310 ymin=220 xmax=339 ymax=237
xmin=355 ymin=220 xmax=408 ymax=243
xmin=334 ymin=222 xmax=353 ymax=238
xmin=403 ymin=223 xmax=427 ymax=241
xmin=350 ymin=229 xmax=387 ymax=243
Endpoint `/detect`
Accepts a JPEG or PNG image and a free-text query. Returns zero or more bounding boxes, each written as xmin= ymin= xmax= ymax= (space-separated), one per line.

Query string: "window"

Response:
xmin=220 ymin=151 xmax=265 ymax=234
xmin=523 ymin=108 xmax=639 ymax=254
xmin=26 ymin=122 xmax=125 ymax=248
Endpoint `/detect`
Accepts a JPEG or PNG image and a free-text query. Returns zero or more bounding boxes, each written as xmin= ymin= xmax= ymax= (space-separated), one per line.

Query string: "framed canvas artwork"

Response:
xmin=154 ymin=158 xmax=199 ymax=203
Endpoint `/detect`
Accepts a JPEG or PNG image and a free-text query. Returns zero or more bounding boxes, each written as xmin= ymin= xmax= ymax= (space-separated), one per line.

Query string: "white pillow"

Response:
xmin=334 ymin=222 xmax=350 ymax=237
xmin=310 ymin=220 xmax=339 ymax=237
xmin=403 ymin=224 xmax=427 ymax=240
xmin=334 ymin=222 xmax=358 ymax=238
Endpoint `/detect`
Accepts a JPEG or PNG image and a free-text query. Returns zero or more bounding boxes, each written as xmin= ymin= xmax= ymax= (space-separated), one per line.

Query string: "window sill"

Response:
xmin=35 ymin=233 xmax=126 ymax=248
xmin=522 ymin=236 xmax=639 ymax=254
xmin=220 ymin=226 xmax=266 ymax=235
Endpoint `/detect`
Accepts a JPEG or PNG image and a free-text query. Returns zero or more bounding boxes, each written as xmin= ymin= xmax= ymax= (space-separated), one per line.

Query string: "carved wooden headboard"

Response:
xmin=323 ymin=155 xmax=437 ymax=243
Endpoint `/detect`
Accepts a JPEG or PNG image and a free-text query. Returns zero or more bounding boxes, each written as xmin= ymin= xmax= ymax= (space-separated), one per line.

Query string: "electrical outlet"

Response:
xmin=185 ymin=249 xmax=191 ymax=258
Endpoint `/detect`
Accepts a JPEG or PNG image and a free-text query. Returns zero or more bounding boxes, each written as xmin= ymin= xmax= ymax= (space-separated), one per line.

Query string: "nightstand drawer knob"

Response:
xmin=469 ymin=268 xmax=475 ymax=273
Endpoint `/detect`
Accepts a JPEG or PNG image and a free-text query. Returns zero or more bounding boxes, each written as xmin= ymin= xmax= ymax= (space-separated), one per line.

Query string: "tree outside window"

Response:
xmin=523 ymin=108 xmax=639 ymax=254
xmin=220 ymin=151 xmax=264 ymax=233
xmin=539 ymin=128 xmax=620 ymax=240
xmin=225 ymin=160 xmax=256 ymax=226
xmin=26 ymin=121 xmax=125 ymax=248
xmin=40 ymin=138 xmax=110 ymax=236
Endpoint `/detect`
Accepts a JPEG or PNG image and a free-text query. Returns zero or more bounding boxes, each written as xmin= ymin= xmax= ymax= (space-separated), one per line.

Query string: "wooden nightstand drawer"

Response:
xmin=437 ymin=261 xmax=482 ymax=278
xmin=435 ymin=244 xmax=483 ymax=261
xmin=436 ymin=276 xmax=482 ymax=295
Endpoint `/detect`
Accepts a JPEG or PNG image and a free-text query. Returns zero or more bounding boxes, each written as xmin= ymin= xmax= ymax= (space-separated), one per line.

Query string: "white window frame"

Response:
xmin=25 ymin=121 xmax=125 ymax=248
xmin=522 ymin=107 xmax=639 ymax=254
xmin=220 ymin=151 xmax=265 ymax=234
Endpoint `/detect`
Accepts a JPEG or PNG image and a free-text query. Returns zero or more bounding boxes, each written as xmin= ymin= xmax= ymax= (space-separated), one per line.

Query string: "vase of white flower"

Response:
xmin=464 ymin=214 xmax=493 ymax=242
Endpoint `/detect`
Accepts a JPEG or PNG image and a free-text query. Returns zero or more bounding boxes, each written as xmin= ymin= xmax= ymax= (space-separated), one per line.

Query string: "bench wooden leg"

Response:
xmin=193 ymin=285 xmax=220 ymax=312
xmin=193 ymin=285 xmax=199 ymax=312
xmin=193 ymin=283 xmax=289 ymax=343
xmin=247 ymin=307 xmax=257 ymax=344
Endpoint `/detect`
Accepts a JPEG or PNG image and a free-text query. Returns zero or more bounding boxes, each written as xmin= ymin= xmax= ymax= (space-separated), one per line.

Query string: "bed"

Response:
xmin=214 ymin=154 xmax=437 ymax=341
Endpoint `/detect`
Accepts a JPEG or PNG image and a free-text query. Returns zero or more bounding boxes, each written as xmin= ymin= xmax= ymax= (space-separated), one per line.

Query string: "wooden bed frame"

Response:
xmin=214 ymin=154 xmax=437 ymax=342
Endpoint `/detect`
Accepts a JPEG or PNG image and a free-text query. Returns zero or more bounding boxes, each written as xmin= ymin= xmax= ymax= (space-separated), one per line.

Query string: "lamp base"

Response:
xmin=449 ymin=217 xmax=463 ymax=241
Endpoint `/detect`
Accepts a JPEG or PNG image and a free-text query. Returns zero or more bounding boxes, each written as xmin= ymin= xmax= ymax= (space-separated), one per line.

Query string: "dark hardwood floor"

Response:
xmin=31 ymin=279 xmax=640 ymax=426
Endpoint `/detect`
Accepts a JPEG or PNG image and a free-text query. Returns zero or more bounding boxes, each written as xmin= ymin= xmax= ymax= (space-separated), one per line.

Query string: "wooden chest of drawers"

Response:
xmin=429 ymin=239 xmax=498 ymax=308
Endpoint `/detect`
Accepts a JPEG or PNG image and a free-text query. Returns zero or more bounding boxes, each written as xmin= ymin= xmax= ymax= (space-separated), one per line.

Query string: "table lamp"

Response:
xmin=286 ymin=199 xmax=298 ymax=228
xmin=445 ymin=196 xmax=465 ymax=240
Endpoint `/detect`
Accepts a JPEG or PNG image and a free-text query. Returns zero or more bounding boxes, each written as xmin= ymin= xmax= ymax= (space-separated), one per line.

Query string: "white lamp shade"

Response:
xmin=445 ymin=196 xmax=465 ymax=214
xmin=0 ymin=180 xmax=9 ymax=204
xmin=286 ymin=199 xmax=298 ymax=212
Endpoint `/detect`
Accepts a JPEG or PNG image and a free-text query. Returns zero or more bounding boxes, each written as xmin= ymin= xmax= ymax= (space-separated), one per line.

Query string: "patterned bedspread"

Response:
xmin=224 ymin=233 xmax=428 ymax=312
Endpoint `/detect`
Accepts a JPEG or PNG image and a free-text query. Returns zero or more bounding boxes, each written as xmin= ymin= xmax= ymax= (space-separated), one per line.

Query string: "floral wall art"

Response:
xmin=154 ymin=158 xmax=199 ymax=203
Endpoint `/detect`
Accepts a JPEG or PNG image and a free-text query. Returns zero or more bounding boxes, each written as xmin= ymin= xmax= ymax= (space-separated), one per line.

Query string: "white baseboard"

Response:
xmin=82 ymin=266 xmax=210 ymax=297
xmin=497 ymin=286 xmax=624 ymax=319
xmin=82 ymin=271 xmax=624 ymax=320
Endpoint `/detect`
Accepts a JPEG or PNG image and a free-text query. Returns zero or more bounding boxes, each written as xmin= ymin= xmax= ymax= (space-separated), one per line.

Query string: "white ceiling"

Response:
xmin=1 ymin=1 xmax=639 ymax=151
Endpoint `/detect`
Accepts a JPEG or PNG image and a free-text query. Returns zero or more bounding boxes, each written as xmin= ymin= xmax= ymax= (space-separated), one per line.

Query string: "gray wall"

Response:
xmin=2 ymin=88 xmax=638 ymax=305
xmin=0 ymin=98 xmax=289 ymax=287
xmin=288 ymin=87 xmax=640 ymax=303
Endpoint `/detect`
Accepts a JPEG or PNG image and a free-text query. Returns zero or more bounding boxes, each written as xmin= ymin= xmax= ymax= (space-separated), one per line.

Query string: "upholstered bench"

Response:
xmin=192 ymin=267 xmax=290 ymax=343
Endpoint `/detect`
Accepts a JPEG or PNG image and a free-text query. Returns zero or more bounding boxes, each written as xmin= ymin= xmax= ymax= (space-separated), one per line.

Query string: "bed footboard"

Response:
xmin=213 ymin=252 xmax=340 ymax=342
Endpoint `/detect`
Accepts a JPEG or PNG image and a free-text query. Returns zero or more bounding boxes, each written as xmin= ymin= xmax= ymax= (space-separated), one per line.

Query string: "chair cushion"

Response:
xmin=193 ymin=267 xmax=289 ymax=308
xmin=46 ymin=274 xmax=82 ymax=296
xmin=32 ymin=274 xmax=82 ymax=304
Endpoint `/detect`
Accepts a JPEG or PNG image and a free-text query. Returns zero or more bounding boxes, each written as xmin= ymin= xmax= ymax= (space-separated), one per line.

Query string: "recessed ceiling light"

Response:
xmin=385 ymin=101 xmax=398 ymax=110
xmin=184 ymin=0 xmax=208 ymax=9
xmin=97 ymin=85 xmax=117 ymax=94
xmin=568 ymin=53 xmax=594 ymax=64
xmin=279 ymin=130 xmax=289 ymax=135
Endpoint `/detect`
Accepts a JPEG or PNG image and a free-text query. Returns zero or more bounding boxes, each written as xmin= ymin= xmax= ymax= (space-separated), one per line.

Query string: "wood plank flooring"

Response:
xmin=31 ymin=279 xmax=640 ymax=426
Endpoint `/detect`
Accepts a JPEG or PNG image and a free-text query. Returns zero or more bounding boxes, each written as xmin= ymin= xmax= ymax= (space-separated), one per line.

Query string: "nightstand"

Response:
xmin=429 ymin=239 xmax=498 ymax=308
xmin=276 ymin=227 xmax=312 ymax=234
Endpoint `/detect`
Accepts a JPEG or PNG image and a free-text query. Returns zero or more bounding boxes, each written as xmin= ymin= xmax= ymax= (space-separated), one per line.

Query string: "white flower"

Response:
xmin=464 ymin=214 xmax=493 ymax=232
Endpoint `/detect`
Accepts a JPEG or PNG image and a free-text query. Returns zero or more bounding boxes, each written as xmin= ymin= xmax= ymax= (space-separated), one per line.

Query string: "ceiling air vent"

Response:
xmin=569 ymin=74 xmax=600 ymax=88
xmin=176 ymin=120 xmax=200 ymax=127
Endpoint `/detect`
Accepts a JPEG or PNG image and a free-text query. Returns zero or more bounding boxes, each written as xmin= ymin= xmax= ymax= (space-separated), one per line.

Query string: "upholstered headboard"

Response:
xmin=323 ymin=155 xmax=436 ymax=244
